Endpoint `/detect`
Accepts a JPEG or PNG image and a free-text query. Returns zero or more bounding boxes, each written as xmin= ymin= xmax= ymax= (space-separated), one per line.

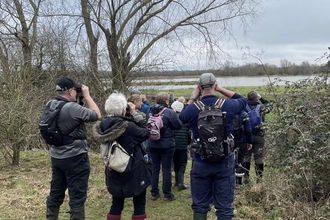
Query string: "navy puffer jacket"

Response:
xmin=147 ymin=104 xmax=182 ymax=148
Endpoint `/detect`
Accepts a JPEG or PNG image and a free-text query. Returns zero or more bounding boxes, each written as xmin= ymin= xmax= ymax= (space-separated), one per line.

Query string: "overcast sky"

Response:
xmin=225 ymin=0 xmax=329 ymax=67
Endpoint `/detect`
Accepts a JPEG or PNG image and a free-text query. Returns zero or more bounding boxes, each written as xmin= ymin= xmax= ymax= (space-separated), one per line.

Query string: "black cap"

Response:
xmin=56 ymin=77 xmax=81 ymax=91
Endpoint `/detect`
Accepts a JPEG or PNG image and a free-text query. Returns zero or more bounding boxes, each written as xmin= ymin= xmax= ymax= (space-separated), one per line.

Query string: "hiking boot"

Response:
xmin=151 ymin=193 xmax=160 ymax=201
xmin=164 ymin=194 xmax=176 ymax=201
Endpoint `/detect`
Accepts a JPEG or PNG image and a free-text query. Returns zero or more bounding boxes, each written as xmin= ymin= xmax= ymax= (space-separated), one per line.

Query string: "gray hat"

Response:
xmin=198 ymin=73 xmax=217 ymax=88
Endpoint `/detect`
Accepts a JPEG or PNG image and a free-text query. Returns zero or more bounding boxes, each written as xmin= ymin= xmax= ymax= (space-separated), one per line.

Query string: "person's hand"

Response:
xmin=127 ymin=102 xmax=136 ymax=114
xmin=190 ymin=85 xmax=201 ymax=100
xmin=247 ymin=143 xmax=252 ymax=150
xmin=80 ymin=84 xmax=90 ymax=98
xmin=141 ymin=94 xmax=147 ymax=102
xmin=257 ymin=93 xmax=261 ymax=100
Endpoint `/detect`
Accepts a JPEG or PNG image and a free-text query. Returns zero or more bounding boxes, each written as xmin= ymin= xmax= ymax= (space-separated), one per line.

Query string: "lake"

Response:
xmin=134 ymin=75 xmax=317 ymax=90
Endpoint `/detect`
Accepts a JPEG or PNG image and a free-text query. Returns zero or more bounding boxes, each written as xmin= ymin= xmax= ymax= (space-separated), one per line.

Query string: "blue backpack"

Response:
xmin=246 ymin=104 xmax=261 ymax=133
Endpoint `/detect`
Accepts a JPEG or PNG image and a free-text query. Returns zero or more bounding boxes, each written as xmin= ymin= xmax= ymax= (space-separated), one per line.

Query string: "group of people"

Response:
xmin=45 ymin=74 xmax=269 ymax=220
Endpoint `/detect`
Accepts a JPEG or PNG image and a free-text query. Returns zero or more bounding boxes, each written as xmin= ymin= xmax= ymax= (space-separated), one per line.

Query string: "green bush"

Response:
xmin=265 ymin=74 xmax=330 ymax=217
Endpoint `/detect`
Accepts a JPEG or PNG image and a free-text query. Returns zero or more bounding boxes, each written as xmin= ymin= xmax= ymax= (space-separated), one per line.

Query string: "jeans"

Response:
xmin=46 ymin=153 xmax=90 ymax=209
xmin=148 ymin=147 xmax=175 ymax=198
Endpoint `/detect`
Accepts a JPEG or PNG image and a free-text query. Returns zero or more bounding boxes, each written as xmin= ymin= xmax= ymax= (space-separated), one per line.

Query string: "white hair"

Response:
xmin=104 ymin=92 xmax=127 ymax=116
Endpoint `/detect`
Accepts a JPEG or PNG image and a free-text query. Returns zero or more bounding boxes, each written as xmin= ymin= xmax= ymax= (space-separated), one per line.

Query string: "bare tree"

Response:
xmin=0 ymin=0 xmax=41 ymax=165
xmin=81 ymin=0 xmax=262 ymax=92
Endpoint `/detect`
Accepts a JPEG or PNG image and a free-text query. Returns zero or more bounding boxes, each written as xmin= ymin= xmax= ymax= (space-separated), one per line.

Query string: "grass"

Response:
xmin=0 ymin=85 xmax=284 ymax=219
xmin=0 ymin=150 xmax=268 ymax=220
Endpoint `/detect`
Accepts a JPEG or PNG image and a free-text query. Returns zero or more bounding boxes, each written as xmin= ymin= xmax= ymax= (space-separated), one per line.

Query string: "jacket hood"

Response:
xmin=150 ymin=104 xmax=167 ymax=114
xmin=92 ymin=116 xmax=129 ymax=143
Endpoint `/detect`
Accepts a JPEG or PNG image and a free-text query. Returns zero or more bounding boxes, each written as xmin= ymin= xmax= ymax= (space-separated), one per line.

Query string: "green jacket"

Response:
xmin=174 ymin=113 xmax=191 ymax=150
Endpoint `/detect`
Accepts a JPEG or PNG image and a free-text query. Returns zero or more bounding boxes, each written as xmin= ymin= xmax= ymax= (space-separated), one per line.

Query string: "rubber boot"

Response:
xmin=217 ymin=218 xmax=232 ymax=220
xmin=255 ymin=163 xmax=264 ymax=183
xmin=107 ymin=213 xmax=121 ymax=220
xmin=174 ymin=172 xmax=179 ymax=186
xmin=46 ymin=206 xmax=60 ymax=220
xmin=70 ymin=206 xmax=85 ymax=220
xmin=193 ymin=212 xmax=207 ymax=220
xmin=177 ymin=173 xmax=188 ymax=190
xmin=132 ymin=213 xmax=147 ymax=220
xmin=243 ymin=162 xmax=251 ymax=184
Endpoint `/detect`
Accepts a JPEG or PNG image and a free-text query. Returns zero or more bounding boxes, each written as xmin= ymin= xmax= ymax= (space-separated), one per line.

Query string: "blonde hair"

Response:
xmin=177 ymin=96 xmax=186 ymax=104
xmin=127 ymin=94 xmax=141 ymax=103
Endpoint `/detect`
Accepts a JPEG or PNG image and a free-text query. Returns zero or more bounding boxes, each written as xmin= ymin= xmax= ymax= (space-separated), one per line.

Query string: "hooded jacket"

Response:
xmin=93 ymin=116 xmax=151 ymax=198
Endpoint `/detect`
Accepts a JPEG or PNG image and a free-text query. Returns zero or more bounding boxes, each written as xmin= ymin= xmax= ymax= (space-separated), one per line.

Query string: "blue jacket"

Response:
xmin=179 ymin=93 xmax=246 ymax=163
xmin=139 ymin=100 xmax=150 ymax=114
xmin=147 ymin=104 xmax=182 ymax=148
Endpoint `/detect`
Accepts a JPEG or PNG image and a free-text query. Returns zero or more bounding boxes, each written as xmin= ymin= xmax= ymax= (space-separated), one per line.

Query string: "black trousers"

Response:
xmin=110 ymin=189 xmax=146 ymax=215
xmin=173 ymin=149 xmax=188 ymax=173
xmin=46 ymin=153 xmax=90 ymax=209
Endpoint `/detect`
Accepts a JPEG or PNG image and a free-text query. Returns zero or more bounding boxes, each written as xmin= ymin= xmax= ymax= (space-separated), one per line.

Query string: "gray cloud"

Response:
xmin=234 ymin=0 xmax=330 ymax=65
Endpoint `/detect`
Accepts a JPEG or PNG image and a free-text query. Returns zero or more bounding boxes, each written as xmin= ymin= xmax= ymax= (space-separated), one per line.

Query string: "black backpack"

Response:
xmin=39 ymin=99 xmax=74 ymax=146
xmin=231 ymin=114 xmax=244 ymax=140
xmin=194 ymin=98 xmax=229 ymax=162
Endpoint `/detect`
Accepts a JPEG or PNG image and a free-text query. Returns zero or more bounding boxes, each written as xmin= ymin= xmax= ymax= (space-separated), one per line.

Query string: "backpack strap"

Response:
xmin=194 ymin=100 xmax=204 ymax=110
xmin=194 ymin=98 xmax=225 ymax=110
xmin=158 ymin=107 xmax=167 ymax=115
xmin=246 ymin=104 xmax=260 ymax=112
xmin=246 ymin=104 xmax=251 ymax=112
xmin=215 ymin=98 xmax=225 ymax=108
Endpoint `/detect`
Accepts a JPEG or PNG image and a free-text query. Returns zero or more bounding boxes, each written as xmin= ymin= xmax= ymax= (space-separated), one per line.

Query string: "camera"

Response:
xmin=125 ymin=105 xmax=131 ymax=117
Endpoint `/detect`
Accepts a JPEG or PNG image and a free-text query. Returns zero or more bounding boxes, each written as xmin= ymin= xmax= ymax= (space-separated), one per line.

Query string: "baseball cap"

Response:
xmin=198 ymin=73 xmax=217 ymax=88
xmin=56 ymin=76 xmax=81 ymax=91
xmin=171 ymin=101 xmax=184 ymax=113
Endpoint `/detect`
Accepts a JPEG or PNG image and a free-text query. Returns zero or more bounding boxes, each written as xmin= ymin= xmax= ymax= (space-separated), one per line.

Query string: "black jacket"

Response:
xmin=93 ymin=116 xmax=150 ymax=198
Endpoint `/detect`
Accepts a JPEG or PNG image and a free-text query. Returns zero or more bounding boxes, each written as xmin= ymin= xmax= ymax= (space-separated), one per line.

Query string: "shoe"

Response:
xmin=164 ymin=194 xmax=176 ymax=201
xmin=151 ymin=193 xmax=160 ymax=201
